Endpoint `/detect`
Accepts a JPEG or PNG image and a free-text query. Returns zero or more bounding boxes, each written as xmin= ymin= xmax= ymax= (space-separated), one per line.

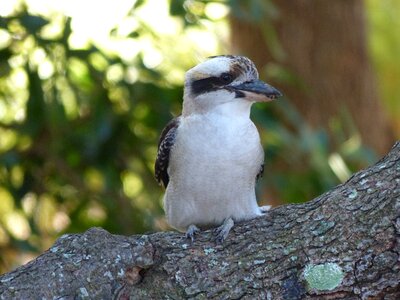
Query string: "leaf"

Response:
xmin=0 ymin=17 xmax=8 ymax=29
xmin=133 ymin=0 xmax=146 ymax=9
xmin=169 ymin=0 xmax=187 ymax=16
xmin=0 ymin=48 xmax=12 ymax=60
xmin=19 ymin=14 xmax=49 ymax=34
xmin=0 ymin=49 xmax=12 ymax=77
xmin=24 ymin=67 xmax=45 ymax=135
xmin=61 ymin=18 xmax=72 ymax=45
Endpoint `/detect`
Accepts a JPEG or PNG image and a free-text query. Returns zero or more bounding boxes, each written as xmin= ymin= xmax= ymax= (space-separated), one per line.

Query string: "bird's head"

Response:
xmin=182 ymin=55 xmax=282 ymax=116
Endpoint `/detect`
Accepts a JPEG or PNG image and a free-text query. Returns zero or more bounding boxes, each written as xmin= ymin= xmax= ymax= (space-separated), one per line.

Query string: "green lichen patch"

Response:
xmin=303 ymin=263 xmax=344 ymax=291
xmin=348 ymin=189 xmax=358 ymax=199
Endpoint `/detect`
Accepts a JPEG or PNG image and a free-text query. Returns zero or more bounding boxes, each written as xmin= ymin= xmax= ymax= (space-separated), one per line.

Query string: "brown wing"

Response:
xmin=155 ymin=117 xmax=181 ymax=188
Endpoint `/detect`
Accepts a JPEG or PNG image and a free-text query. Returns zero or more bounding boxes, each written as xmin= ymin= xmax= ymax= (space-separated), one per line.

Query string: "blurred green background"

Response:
xmin=0 ymin=0 xmax=399 ymax=273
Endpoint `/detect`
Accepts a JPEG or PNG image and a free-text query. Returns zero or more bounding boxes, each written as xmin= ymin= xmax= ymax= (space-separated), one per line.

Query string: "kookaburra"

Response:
xmin=155 ymin=55 xmax=282 ymax=242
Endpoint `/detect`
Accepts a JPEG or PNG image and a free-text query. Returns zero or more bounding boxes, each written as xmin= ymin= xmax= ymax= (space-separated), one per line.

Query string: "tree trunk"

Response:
xmin=230 ymin=0 xmax=394 ymax=155
xmin=1 ymin=142 xmax=399 ymax=299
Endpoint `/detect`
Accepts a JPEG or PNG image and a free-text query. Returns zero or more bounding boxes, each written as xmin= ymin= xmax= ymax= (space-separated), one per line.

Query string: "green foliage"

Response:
xmin=0 ymin=4 xmax=184 ymax=272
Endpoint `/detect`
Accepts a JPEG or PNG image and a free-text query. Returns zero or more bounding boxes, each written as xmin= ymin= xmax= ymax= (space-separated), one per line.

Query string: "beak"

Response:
xmin=229 ymin=79 xmax=282 ymax=102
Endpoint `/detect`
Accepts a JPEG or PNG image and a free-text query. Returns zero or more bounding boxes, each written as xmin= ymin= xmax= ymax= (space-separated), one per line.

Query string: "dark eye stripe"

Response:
xmin=191 ymin=73 xmax=235 ymax=96
xmin=191 ymin=77 xmax=219 ymax=96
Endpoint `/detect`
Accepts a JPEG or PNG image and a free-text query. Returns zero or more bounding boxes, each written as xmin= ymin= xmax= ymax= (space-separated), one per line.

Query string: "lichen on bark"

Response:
xmin=303 ymin=263 xmax=344 ymax=291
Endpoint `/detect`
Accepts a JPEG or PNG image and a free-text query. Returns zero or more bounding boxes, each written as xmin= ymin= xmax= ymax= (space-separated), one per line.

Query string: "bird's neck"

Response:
xmin=183 ymin=100 xmax=253 ymax=120
xmin=211 ymin=100 xmax=252 ymax=119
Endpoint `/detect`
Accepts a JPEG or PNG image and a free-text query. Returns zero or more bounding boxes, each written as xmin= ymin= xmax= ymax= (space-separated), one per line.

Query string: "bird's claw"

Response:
xmin=213 ymin=218 xmax=234 ymax=244
xmin=185 ymin=224 xmax=200 ymax=242
xmin=259 ymin=205 xmax=271 ymax=214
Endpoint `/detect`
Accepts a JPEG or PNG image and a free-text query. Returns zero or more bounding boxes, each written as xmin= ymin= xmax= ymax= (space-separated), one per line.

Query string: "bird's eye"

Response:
xmin=220 ymin=73 xmax=233 ymax=84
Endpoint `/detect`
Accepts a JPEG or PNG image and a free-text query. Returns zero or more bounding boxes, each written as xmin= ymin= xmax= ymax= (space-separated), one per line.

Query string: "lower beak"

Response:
xmin=230 ymin=80 xmax=282 ymax=102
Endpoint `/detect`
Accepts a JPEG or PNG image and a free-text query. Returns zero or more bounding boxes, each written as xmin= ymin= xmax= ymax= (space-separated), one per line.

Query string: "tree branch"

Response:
xmin=1 ymin=142 xmax=400 ymax=299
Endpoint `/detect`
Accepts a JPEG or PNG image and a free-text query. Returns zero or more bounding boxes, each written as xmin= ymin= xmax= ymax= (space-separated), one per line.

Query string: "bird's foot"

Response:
xmin=213 ymin=217 xmax=234 ymax=244
xmin=185 ymin=224 xmax=200 ymax=242
xmin=259 ymin=205 xmax=271 ymax=214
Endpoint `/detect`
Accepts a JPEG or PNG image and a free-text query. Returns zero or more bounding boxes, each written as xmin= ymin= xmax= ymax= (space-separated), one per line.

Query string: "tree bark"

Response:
xmin=230 ymin=0 xmax=395 ymax=155
xmin=1 ymin=142 xmax=400 ymax=299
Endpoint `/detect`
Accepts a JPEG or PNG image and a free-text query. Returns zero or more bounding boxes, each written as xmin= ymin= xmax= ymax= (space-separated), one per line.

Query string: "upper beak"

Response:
xmin=229 ymin=79 xmax=282 ymax=102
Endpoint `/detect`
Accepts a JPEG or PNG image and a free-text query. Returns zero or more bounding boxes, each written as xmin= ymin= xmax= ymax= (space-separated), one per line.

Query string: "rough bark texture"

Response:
xmin=230 ymin=0 xmax=394 ymax=155
xmin=1 ymin=142 xmax=400 ymax=299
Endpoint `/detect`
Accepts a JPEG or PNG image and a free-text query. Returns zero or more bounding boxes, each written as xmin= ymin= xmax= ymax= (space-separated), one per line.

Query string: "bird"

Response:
xmin=155 ymin=55 xmax=282 ymax=243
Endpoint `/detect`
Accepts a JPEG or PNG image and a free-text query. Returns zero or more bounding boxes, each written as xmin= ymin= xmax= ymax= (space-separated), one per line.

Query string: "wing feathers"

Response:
xmin=256 ymin=163 xmax=264 ymax=181
xmin=155 ymin=117 xmax=181 ymax=187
